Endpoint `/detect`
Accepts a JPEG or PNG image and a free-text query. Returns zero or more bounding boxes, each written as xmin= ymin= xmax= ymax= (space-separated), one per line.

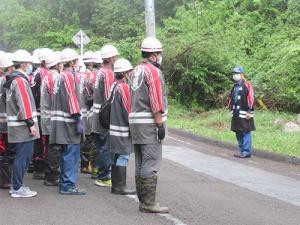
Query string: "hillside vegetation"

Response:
xmin=0 ymin=0 xmax=299 ymax=112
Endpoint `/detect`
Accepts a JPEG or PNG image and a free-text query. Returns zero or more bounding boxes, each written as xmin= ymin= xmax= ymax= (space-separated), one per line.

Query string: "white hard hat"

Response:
xmin=38 ymin=48 xmax=53 ymax=61
xmin=6 ymin=53 xmax=13 ymax=59
xmin=92 ymin=51 xmax=103 ymax=63
xmin=141 ymin=37 xmax=163 ymax=52
xmin=45 ymin=52 xmax=61 ymax=68
xmin=0 ymin=52 xmax=14 ymax=68
xmin=101 ymin=45 xmax=119 ymax=59
xmin=0 ymin=51 xmax=5 ymax=55
xmin=60 ymin=48 xmax=79 ymax=62
xmin=32 ymin=54 xmax=41 ymax=64
xmin=83 ymin=51 xmax=95 ymax=63
xmin=32 ymin=48 xmax=41 ymax=57
xmin=12 ymin=50 xmax=33 ymax=63
xmin=114 ymin=59 xmax=133 ymax=73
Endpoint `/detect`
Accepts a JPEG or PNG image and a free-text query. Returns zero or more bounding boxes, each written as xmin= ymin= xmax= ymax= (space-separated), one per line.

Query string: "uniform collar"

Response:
xmin=142 ymin=58 xmax=161 ymax=68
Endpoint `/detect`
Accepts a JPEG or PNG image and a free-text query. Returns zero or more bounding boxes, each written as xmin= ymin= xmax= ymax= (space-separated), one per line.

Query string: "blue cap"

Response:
xmin=232 ymin=66 xmax=244 ymax=74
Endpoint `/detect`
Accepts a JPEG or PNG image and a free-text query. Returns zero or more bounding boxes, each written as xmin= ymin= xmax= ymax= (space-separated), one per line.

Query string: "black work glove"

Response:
xmin=76 ymin=119 xmax=84 ymax=134
xmin=24 ymin=118 xmax=34 ymax=128
xmin=72 ymin=114 xmax=84 ymax=134
xmin=156 ymin=123 xmax=165 ymax=142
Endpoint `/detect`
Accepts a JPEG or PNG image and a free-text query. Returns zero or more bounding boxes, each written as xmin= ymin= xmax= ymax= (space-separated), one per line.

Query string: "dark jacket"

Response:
xmin=0 ymin=74 xmax=7 ymax=133
xmin=49 ymin=69 xmax=81 ymax=144
xmin=129 ymin=59 xmax=168 ymax=144
xmin=4 ymin=70 xmax=40 ymax=143
xmin=229 ymin=79 xmax=255 ymax=132
xmin=109 ymin=81 xmax=132 ymax=155
xmin=92 ymin=67 xmax=114 ymax=134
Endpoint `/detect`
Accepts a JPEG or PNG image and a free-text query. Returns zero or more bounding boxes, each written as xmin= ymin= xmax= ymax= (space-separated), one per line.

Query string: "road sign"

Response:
xmin=72 ymin=30 xmax=90 ymax=58
xmin=72 ymin=30 xmax=90 ymax=47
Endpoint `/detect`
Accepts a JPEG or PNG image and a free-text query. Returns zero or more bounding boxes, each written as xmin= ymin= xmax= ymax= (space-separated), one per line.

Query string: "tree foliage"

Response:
xmin=0 ymin=0 xmax=299 ymax=112
xmin=160 ymin=0 xmax=300 ymax=112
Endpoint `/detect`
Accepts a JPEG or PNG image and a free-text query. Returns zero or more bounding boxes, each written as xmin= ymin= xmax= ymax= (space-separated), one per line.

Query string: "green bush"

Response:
xmin=0 ymin=0 xmax=299 ymax=112
xmin=159 ymin=1 xmax=300 ymax=113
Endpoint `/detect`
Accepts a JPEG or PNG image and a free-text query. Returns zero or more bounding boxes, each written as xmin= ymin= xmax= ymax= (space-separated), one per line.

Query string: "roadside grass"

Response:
xmin=167 ymin=100 xmax=300 ymax=158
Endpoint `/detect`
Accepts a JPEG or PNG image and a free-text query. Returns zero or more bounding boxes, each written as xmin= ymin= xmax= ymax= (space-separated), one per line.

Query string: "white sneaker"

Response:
xmin=11 ymin=186 xmax=37 ymax=198
xmin=10 ymin=185 xmax=29 ymax=195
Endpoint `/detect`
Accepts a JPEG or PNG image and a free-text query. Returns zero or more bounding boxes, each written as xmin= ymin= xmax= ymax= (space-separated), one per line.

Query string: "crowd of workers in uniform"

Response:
xmin=0 ymin=37 xmax=169 ymax=213
xmin=0 ymin=35 xmax=255 ymax=214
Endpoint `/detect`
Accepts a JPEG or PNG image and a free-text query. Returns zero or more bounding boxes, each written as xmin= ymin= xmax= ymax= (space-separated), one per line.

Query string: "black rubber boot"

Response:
xmin=44 ymin=144 xmax=60 ymax=184
xmin=111 ymin=165 xmax=136 ymax=195
xmin=33 ymin=160 xmax=45 ymax=180
xmin=139 ymin=176 xmax=169 ymax=214
xmin=0 ymin=156 xmax=12 ymax=189
xmin=44 ymin=179 xmax=59 ymax=186
xmin=135 ymin=176 xmax=142 ymax=203
xmin=33 ymin=171 xmax=45 ymax=180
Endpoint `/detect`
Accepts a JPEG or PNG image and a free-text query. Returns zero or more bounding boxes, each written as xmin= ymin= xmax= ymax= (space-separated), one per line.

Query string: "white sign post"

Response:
xmin=72 ymin=30 xmax=91 ymax=58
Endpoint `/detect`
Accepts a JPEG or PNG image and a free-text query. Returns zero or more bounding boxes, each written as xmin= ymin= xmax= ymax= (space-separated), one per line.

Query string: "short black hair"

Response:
xmin=64 ymin=59 xmax=77 ymax=68
xmin=115 ymin=72 xmax=124 ymax=80
xmin=3 ymin=67 xmax=10 ymax=72
xmin=93 ymin=64 xmax=100 ymax=69
xmin=103 ymin=58 xmax=110 ymax=65
xmin=84 ymin=62 xmax=93 ymax=67
xmin=141 ymin=51 xmax=161 ymax=59
xmin=41 ymin=61 xmax=47 ymax=68
xmin=64 ymin=62 xmax=71 ymax=68
xmin=13 ymin=63 xmax=21 ymax=69
xmin=141 ymin=51 xmax=153 ymax=59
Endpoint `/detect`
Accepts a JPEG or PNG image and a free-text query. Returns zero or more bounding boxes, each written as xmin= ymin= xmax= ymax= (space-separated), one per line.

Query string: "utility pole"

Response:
xmin=144 ymin=0 xmax=156 ymax=37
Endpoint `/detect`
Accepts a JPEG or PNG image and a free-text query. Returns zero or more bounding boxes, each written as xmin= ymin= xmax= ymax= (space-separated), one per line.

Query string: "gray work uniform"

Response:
xmin=49 ymin=69 xmax=81 ymax=145
xmin=129 ymin=60 xmax=168 ymax=177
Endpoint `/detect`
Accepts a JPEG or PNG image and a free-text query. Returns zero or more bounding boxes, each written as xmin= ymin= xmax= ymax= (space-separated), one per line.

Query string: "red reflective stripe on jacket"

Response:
xmin=15 ymin=77 xmax=33 ymax=119
xmin=48 ymin=74 xmax=54 ymax=96
xmin=40 ymin=67 xmax=49 ymax=81
xmin=245 ymin=81 xmax=254 ymax=109
xmin=45 ymin=72 xmax=54 ymax=97
xmin=62 ymin=71 xmax=80 ymax=114
xmin=101 ymin=68 xmax=114 ymax=99
xmin=91 ymin=71 xmax=98 ymax=85
xmin=28 ymin=74 xmax=34 ymax=85
xmin=143 ymin=64 xmax=163 ymax=113
xmin=85 ymin=71 xmax=92 ymax=81
xmin=118 ymin=83 xmax=130 ymax=113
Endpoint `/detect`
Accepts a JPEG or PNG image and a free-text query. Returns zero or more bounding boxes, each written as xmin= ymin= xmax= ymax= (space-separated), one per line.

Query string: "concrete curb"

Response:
xmin=168 ymin=128 xmax=300 ymax=166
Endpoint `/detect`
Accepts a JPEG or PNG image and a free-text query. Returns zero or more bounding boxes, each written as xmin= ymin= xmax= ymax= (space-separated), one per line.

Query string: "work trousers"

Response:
xmin=134 ymin=143 xmax=162 ymax=178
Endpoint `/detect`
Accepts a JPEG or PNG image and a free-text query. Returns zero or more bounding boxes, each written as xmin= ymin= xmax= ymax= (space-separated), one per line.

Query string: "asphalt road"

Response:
xmin=1 ymin=131 xmax=299 ymax=225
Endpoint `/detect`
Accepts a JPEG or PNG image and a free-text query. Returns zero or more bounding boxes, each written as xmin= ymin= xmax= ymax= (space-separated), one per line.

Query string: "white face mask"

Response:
xmin=25 ymin=64 xmax=33 ymax=75
xmin=233 ymin=74 xmax=241 ymax=82
xmin=157 ymin=56 xmax=162 ymax=65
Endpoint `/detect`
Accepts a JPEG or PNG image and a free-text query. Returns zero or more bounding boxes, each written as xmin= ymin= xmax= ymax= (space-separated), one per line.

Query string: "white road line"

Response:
xmin=162 ymin=145 xmax=300 ymax=207
xmin=168 ymin=136 xmax=199 ymax=148
xmin=126 ymin=195 xmax=188 ymax=225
